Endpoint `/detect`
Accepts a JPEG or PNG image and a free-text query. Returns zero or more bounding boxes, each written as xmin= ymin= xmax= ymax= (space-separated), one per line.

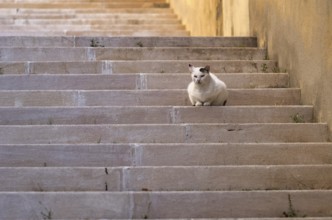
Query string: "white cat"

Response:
xmin=187 ymin=64 xmax=228 ymax=106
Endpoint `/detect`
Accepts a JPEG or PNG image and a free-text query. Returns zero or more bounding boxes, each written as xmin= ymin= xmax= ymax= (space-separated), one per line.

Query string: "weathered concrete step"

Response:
xmin=0 ymin=36 xmax=258 ymax=48
xmin=1 ymin=143 xmax=331 ymax=167
xmin=0 ymin=9 xmax=176 ymax=16
xmin=3 ymin=18 xmax=181 ymax=25
xmin=1 ymin=0 xmax=166 ymax=2
xmin=0 ymin=12 xmax=177 ymax=19
xmin=0 ymin=165 xmax=331 ymax=192
xmin=0 ymin=106 xmax=313 ymax=125
xmin=0 ymin=24 xmax=186 ymax=31
xmin=0 ymin=2 xmax=170 ymax=9
xmin=0 ymin=30 xmax=190 ymax=37
xmin=0 ymin=89 xmax=301 ymax=106
xmin=1 ymin=0 xmax=166 ymax=3
xmin=0 ymin=191 xmax=331 ymax=219
xmin=0 ymin=124 xmax=328 ymax=144
xmin=0 ymin=60 xmax=277 ymax=74
xmin=0 ymin=73 xmax=288 ymax=90
xmin=0 ymin=47 xmax=266 ymax=61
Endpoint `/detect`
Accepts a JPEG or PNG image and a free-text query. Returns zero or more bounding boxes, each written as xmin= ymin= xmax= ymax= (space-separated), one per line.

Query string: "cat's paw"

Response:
xmin=203 ymin=102 xmax=211 ymax=106
xmin=195 ymin=102 xmax=203 ymax=106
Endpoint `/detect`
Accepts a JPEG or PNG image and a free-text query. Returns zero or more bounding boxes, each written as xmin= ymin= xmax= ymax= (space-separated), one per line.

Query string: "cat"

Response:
xmin=187 ymin=64 xmax=228 ymax=106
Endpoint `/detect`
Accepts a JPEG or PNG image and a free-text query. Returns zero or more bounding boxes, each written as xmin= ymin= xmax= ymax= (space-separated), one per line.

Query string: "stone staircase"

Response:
xmin=0 ymin=0 xmax=188 ymax=36
xmin=1 ymin=0 xmax=332 ymax=220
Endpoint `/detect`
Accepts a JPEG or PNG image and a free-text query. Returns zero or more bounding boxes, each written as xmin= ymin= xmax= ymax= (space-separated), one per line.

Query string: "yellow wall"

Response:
xmin=249 ymin=0 xmax=332 ymax=136
xmin=168 ymin=0 xmax=332 ymax=137
xmin=167 ymin=0 xmax=250 ymax=36
xmin=222 ymin=0 xmax=250 ymax=36
xmin=167 ymin=0 xmax=221 ymax=36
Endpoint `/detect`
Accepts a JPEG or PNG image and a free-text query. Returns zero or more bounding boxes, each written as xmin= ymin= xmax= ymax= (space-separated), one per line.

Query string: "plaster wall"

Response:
xmin=249 ymin=0 xmax=332 ymax=137
xmin=168 ymin=0 xmax=332 ymax=137
xmin=167 ymin=0 xmax=222 ymax=36
xmin=167 ymin=0 xmax=249 ymax=36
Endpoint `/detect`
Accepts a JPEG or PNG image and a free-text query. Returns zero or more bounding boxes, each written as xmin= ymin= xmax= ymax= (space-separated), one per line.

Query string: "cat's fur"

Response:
xmin=187 ymin=64 xmax=228 ymax=106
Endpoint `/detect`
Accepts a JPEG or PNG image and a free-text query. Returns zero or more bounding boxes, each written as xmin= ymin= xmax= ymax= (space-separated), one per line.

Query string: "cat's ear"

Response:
xmin=204 ymin=65 xmax=210 ymax=73
xmin=189 ymin=64 xmax=194 ymax=73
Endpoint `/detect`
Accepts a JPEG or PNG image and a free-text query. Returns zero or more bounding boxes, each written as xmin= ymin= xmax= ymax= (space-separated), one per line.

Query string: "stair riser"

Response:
xmin=2 ymin=0 xmax=167 ymax=2
xmin=0 ymin=30 xmax=190 ymax=37
xmin=0 ymin=48 xmax=266 ymax=62
xmin=2 ymin=18 xmax=181 ymax=26
xmin=1 ymin=144 xmax=331 ymax=167
xmin=0 ymin=124 xmax=328 ymax=144
xmin=0 ymin=74 xmax=289 ymax=90
xmin=0 ymin=106 xmax=313 ymax=125
xmin=0 ymin=191 xmax=331 ymax=218
xmin=0 ymin=13 xmax=177 ymax=19
xmin=0 ymin=2 xmax=170 ymax=9
xmin=0 ymin=24 xmax=186 ymax=31
xmin=0 ymin=166 xmax=331 ymax=192
xmin=0 ymin=90 xmax=301 ymax=106
xmin=0 ymin=36 xmax=258 ymax=48
xmin=0 ymin=61 xmax=277 ymax=74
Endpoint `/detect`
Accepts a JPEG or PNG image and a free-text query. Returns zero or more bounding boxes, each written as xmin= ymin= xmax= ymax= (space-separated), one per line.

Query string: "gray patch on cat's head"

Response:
xmin=189 ymin=64 xmax=210 ymax=84
xmin=189 ymin=64 xmax=210 ymax=74
xmin=200 ymin=65 xmax=210 ymax=73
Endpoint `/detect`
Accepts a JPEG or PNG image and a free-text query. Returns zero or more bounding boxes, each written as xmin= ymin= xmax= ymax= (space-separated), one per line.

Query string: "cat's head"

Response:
xmin=189 ymin=64 xmax=210 ymax=84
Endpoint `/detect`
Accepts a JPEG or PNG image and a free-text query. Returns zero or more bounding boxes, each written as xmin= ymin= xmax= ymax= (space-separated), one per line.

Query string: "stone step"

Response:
xmin=0 ymin=24 xmax=186 ymax=32
xmin=0 ymin=89 xmax=301 ymax=107
xmin=0 ymin=106 xmax=313 ymax=125
xmin=0 ymin=73 xmax=288 ymax=90
xmin=0 ymin=0 xmax=167 ymax=3
xmin=2 ymin=18 xmax=181 ymax=25
xmin=0 ymin=143 xmax=331 ymax=167
xmin=0 ymin=36 xmax=258 ymax=48
xmin=0 ymin=123 xmax=328 ymax=144
xmin=0 ymin=47 xmax=267 ymax=61
xmin=0 ymin=30 xmax=190 ymax=37
xmin=0 ymin=191 xmax=331 ymax=218
xmin=0 ymin=60 xmax=277 ymax=74
xmin=0 ymin=165 xmax=332 ymax=192
xmin=0 ymin=10 xmax=176 ymax=16
xmin=0 ymin=2 xmax=170 ymax=9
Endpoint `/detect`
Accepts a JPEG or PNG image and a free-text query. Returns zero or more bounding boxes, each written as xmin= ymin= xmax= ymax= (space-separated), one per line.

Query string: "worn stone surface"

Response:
xmin=0 ymin=47 xmax=266 ymax=61
xmin=1 ymin=165 xmax=332 ymax=191
xmin=0 ymin=2 xmax=331 ymax=217
xmin=0 ymin=191 xmax=332 ymax=219
xmin=0 ymin=89 xmax=301 ymax=106
xmin=1 ymin=143 xmax=332 ymax=167
xmin=0 ymin=106 xmax=313 ymax=125
xmin=0 ymin=123 xmax=328 ymax=144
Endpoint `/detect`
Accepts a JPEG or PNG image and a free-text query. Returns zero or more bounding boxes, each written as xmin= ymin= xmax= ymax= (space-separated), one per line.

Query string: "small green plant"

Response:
xmin=153 ymin=3 xmax=169 ymax=8
xmin=47 ymin=118 xmax=53 ymax=125
xmin=160 ymin=70 xmax=165 ymax=73
xmin=291 ymin=113 xmax=305 ymax=123
xmin=90 ymin=39 xmax=104 ymax=47
xmin=97 ymin=136 xmax=102 ymax=144
xmin=39 ymin=202 xmax=53 ymax=220
xmin=0 ymin=68 xmax=4 ymax=75
xmin=283 ymin=194 xmax=297 ymax=217
xmin=272 ymin=66 xmax=280 ymax=73
xmin=136 ymin=41 xmax=144 ymax=47
xmin=41 ymin=209 xmax=53 ymax=220
xmin=282 ymin=194 xmax=306 ymax=218
xmin=261 ymin=63 xmax=268 ymax=73
xmin=264 ymin=53 xmax=270 ymax=60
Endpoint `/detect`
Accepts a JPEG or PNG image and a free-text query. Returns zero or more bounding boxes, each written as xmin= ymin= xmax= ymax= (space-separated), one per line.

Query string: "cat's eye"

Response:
xmin=194 ymin=76 xmax=198 ymax=78
xmin=200 ymin=75 xmax=205 ymax=78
